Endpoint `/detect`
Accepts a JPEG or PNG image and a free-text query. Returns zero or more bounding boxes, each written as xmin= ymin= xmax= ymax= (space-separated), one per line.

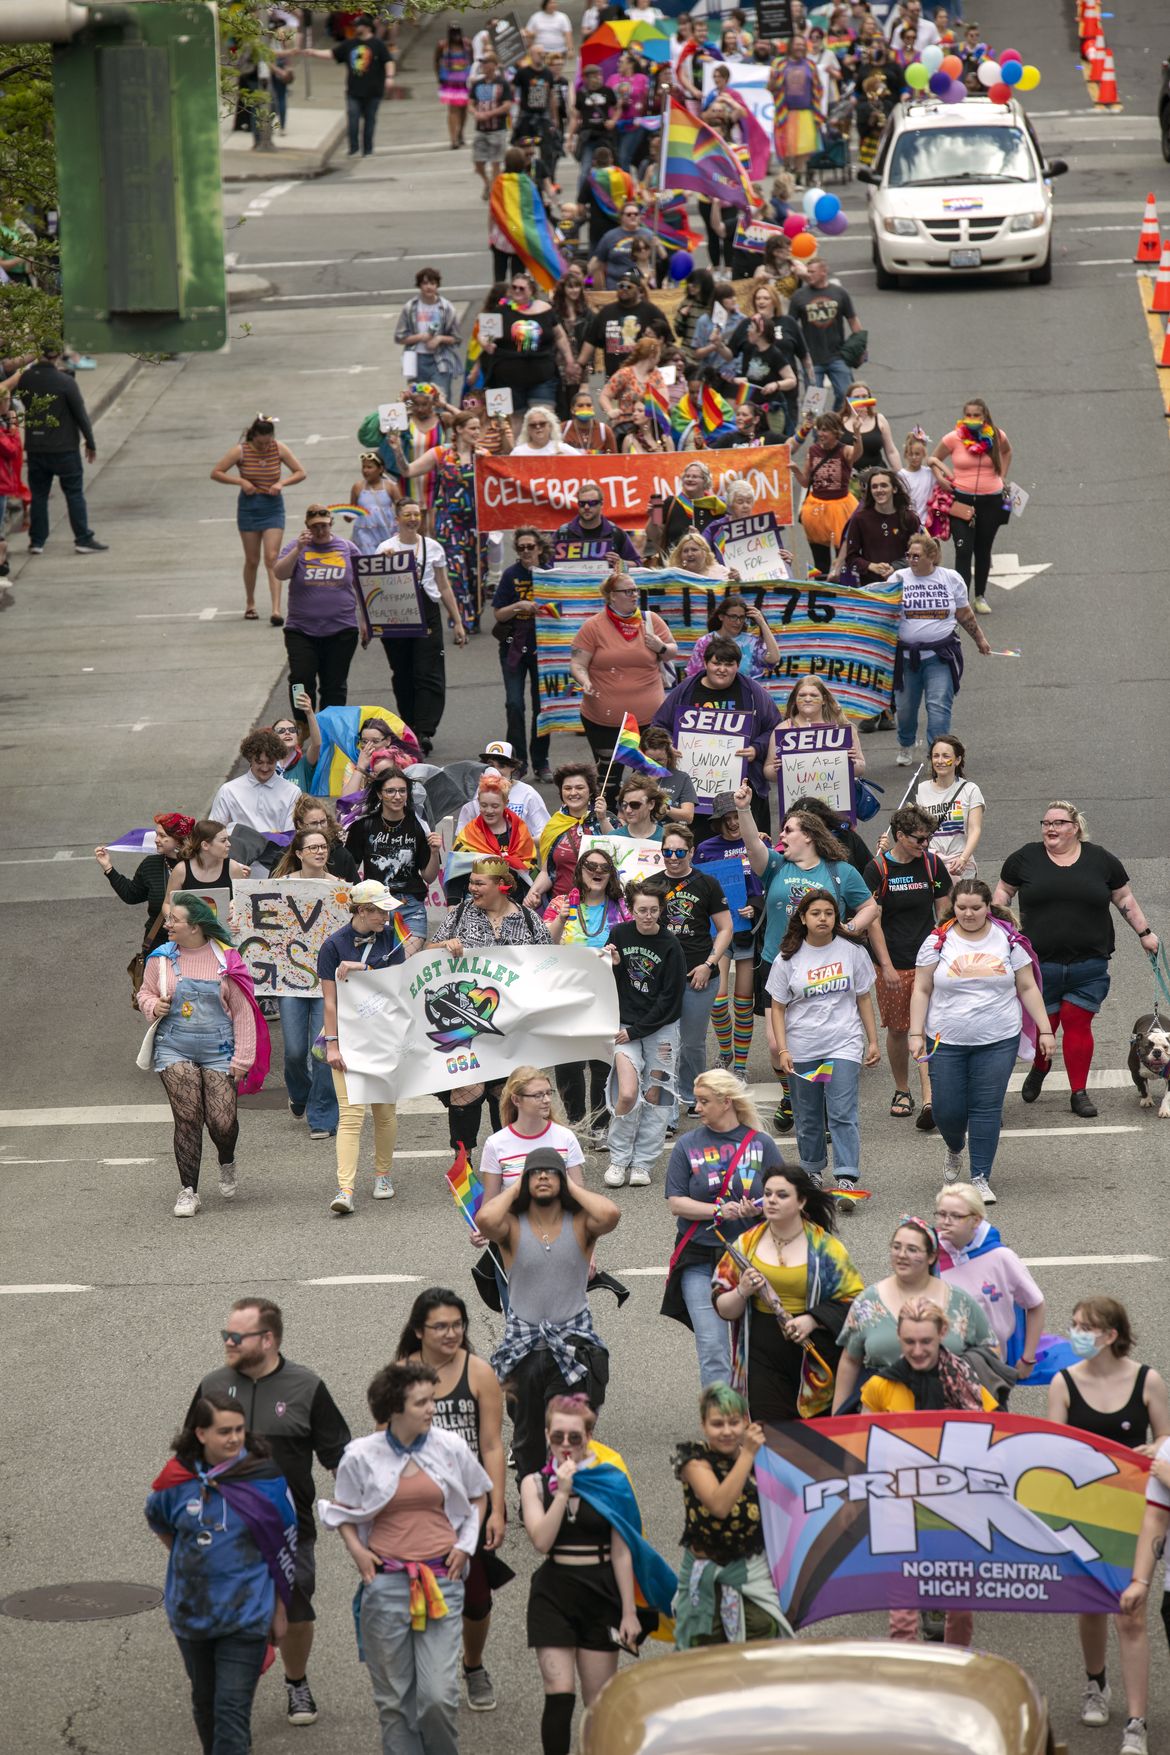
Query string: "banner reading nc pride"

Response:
xmin=336 ymin=944 xmax=619 ymax=1106
xmin=756 ymin=1411 xmax=1149 ymax=1630
xmin=534 ymin=567 xmax=900 ymax=732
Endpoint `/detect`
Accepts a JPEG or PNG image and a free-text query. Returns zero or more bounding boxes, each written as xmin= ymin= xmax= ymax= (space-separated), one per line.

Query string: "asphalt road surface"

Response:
xmin=4 ymin=3 xmax=1170 ymax=1752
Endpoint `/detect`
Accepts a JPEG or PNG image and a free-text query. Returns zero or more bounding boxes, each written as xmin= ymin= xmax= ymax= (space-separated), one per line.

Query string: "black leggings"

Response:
xmin=697 ymin=200 xmax=740 ymax=269
xmin=160 ymin=1064 xmax=239 ymax=1189
xmin=284 ymin=626 xmax=359 ymax=713
xmin=438 ymin=1082 xmax=503 ymax=1153
xmin=950 ymin=491 xmax=1005 ymax=594
xmin=556 ymin=1060 xmax=609 ymax=1127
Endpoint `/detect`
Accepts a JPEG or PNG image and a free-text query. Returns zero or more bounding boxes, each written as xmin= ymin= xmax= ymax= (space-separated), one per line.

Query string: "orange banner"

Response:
xmin=474 ymin=444 xmax=792 ymax=532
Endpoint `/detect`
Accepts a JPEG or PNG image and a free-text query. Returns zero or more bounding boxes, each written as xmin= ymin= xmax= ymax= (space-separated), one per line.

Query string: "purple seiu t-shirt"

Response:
xmin=279 ymin=536 xmax=363 ymax=637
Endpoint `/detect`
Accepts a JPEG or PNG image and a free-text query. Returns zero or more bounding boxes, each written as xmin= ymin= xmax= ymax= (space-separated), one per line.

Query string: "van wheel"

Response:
xmin=1028 ymin=248 xmax=1052 ymax=286
xmin=872 ymin=247 xmax=897 ymax=290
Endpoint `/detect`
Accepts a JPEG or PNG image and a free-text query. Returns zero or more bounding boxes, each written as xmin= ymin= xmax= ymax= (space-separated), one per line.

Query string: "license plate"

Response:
xmin=950 ymin=248 xmax=982 ymax=268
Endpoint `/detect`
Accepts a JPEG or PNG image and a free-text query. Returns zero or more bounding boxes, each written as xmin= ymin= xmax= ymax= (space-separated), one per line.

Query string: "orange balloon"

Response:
xmin=940 ymin=53 xmax=963 ymax=79
xmin=791 ymin=232 xmax=818 ymax=259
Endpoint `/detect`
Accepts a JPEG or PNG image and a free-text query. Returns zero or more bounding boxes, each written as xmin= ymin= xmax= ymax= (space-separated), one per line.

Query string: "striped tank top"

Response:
xmin=239 ymin=438 xmax=281 ymax=490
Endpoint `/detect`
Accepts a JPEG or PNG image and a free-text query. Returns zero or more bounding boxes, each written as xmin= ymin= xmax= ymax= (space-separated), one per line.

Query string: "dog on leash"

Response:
xmin=1128 ymin=1014 xmax=1170 ymax=1116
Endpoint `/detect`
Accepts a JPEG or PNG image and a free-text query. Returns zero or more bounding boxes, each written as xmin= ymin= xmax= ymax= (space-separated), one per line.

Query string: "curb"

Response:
xmin=221 ymin=113 xmax=347 ymax=182
xmin=227 ymin=271 xmax=276 ymax=305
xmin=88 ymin=355 xmax=145 ymax=423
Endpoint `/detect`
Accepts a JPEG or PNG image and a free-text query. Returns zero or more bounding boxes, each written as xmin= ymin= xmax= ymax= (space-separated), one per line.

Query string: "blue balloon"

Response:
xmin=928 ymin=69 xmax=951 ymax=95
xmin=1000 ymin=58 xmax=1023 ymax=84
xmin=814 ymin=193 xmax=841 ymax=225
xmin=668 ymin=251 xmax=694 ymax=281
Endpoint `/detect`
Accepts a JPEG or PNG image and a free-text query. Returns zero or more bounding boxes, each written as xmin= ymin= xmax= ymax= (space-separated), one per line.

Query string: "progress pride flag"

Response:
xmin=474 ymin=445 xmax=793 ymax=532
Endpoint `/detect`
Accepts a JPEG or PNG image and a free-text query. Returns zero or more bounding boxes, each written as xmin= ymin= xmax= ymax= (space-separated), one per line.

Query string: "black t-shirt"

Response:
xmin=332 ymin=36 xmax=392 ymax=100
xmin=789 ymin=280 xmax=857 ymax=367
xmin=344 ymin=814 xmax=431 ymax=899
xmin=490 ymin=304 xmax=559 ymax=388
xmin=665 ymin=869 xmax=730 ymax=970
xmin=576 ymin=85 xmax=617 ymax=143
xmin=470 ymin=73 xmax=511 ymax=132
xmin=585 ymin=298 xmax=670 ymax=376
xmin=865 ymin=850 xmax=952 ymax=969
xmin=513 ymin=65 xmax=554 ymax=117
xmin=998 ymin=841 xmax=1128 ymax=963
xmin=607 ymin=920 xmax=687 ymax=1037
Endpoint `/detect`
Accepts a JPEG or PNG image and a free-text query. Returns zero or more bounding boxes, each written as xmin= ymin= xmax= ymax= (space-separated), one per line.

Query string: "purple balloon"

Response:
xmin=942 ymin=78 xmax=966 ymax=104
xmin=819 ymin=212 xmax=850 ymax=235
xmin=928 ymin=69 xmax=951 ymax=95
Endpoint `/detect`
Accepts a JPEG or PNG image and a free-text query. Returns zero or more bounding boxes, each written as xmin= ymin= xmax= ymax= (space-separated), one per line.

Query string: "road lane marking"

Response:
xmin=0 ymin=1284 xmax=92 ymax=1295
xmin=0 ymin=1106 xmax=173 ymax=1127
xmin=301 ymin=1274 xmax=421 ymax=1286
xmin=1021 ymin=1254 xmax=1161 ymax=1268
xmin=997 ymin=1126 xmax=1139 ymax=1137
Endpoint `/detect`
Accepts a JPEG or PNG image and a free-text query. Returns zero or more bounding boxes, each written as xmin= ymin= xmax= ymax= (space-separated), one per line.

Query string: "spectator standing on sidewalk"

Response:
xmin=1 ymin=341 xmax=106 ymax=554
xmin=294 ymin=16 xmax=395 ymax=158
xmin=0 ymin=389 xmax=29 ymax=604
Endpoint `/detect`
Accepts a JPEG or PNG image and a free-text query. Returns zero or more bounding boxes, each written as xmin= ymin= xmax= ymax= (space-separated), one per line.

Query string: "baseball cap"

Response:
xmin=479 ymin=740 xmax=515 ymax=763
xmin=350 ymin=880 xmax=402 ymax=912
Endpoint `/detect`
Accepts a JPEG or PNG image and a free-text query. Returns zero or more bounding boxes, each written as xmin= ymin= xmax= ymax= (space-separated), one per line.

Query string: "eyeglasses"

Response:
xmin=581 ymin=862 xmax=610 ymax=875
xmin=609 ymin=587 xmax=637 ymax=597
xmin=1042 ymin=819 xmax=1074 ymax=828
xmin=423 ymin=1319 xmax=466 ymax=1334
xmin=549 ymin=1430 xmax=587 ymax=1447
xmin=662 ymin=847 xmax=688 ymax=858
xmin=518 ymin=1088 xmax=552 ymax=1100
xmin=221 ymin=1328 xmax=270 ymax=1345
xmin=890 ymin=1245 xmax=928 ymax=1257
xmin=528 ymin=419 xmax=550 ymax=427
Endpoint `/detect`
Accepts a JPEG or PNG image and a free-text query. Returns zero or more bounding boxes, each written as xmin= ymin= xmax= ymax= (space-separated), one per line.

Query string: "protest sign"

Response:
xmin=475 ymin=446 xmax=792 ymax=533
xmin=534 ymin=566 xmax=900 ymax=731
xmin=338 ymin=943 xmax=619 ymax=1104
xmin=581 ymin=835 xmax=664 ymax=884
xmin=426 ymin=814 xmax=454 ymax=912
xmin=775 ymin=721 xmax=856 ymax=823
xmin=477 ymin=312 xmax=503 ymax=341
xmin=355 ymin=551 xmax=426 ymax=639
xmin=695 ymin=856 xmax=748 ymax=929
xmin=756 ymin=1410 xmax=1149 ymax=1630
xmin=232 ymin=879 xmax=353 ymax=998
xmin=734 ymin=213 xmax=788 ymax=257
xmin=380 ymin=401 xmax=409 ymax=433
xmin=755 ymin=0 xmax=793 ymax=39
xmin=485 ymin=387 xmax=513 ymax=418
xmin=673 ymin=703 xmax=749 ymax=811
xmin=489 ymin=12 xmax=526 ymax=67
xmin=717 ymin=511 xmax=789 ymax=583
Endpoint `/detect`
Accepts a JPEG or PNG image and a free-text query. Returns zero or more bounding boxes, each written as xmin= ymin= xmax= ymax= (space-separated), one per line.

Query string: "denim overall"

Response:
xmin=153 ymin=977 xmax=234 ymax=1070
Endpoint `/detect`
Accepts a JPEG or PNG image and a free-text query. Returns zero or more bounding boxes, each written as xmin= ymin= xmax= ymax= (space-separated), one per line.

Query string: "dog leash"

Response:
xmin=1151 ymin=943 xmax=1170 ymax=1026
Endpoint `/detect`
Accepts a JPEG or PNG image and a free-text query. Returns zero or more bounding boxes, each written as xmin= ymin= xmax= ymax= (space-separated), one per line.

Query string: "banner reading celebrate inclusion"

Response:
xmin=534 ymin=567 xmax=900 ymax=731
xmin=756 ymin=1411 xmax=1149 ymax=1630
xmin=474 ymin=445 xmax=792 ymax=532
xmin=337 ymin=944 xmax=619 ymax=1105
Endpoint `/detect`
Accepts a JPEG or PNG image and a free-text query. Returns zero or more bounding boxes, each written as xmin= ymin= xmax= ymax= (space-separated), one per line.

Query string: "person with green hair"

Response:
xmin=137 ymin=892 xmax=269 ymax=1218
xmin=671 ymin=1382 xmax=791 ymax=1650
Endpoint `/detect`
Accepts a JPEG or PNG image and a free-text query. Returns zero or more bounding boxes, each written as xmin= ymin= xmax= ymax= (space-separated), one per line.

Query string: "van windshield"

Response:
xmin=888 ymin=125 xmax=1035 ymax=187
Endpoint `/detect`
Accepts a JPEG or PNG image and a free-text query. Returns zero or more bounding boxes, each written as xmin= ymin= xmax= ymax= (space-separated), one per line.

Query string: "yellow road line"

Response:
xmin=1137 ymin=274 xmax=1170 ymax=380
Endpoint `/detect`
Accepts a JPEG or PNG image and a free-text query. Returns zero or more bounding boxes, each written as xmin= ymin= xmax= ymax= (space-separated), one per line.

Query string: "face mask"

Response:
xmin=1068 ymin=1329 xmax=1102 ymax=1359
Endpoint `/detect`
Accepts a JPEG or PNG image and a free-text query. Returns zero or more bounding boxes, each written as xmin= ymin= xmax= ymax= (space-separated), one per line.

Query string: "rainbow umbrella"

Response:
xmin=580 ymin=19 xmax=671 ymax=74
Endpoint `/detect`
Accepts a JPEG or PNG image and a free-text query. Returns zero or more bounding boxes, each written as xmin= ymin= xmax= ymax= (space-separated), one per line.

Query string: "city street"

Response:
xmin=3 ymin=3 xmax=1170 ymax=1751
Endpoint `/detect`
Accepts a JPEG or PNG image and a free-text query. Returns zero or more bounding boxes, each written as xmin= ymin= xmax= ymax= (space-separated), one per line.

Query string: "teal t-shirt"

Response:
xmin=760 ymin=851 xmax=871 ymax=963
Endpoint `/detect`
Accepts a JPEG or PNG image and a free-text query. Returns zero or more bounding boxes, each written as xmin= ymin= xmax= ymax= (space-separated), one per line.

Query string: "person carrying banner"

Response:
xmin=773 ymin=676 xmax=866 ymax=777
xmin=267 ymin=829 xmax=344 ymax=1142
xmin=684 ymin=595 xmax=781 ymax=683
xmin=1049 ymin=1297 xmax=1170 ymax=1753
xmin=604 ymin=880 xmax=687 ymax=1189
xmin=712 ymin=1166 xmax=862 ymax=1424
xmin=145 ymin=1391 xmax=298 ymax=1755
xmin=479 ymin=1152 xmax=621 ymax=1480
xmin=544 ymin=852 xmax=630 ymax=1139
xmin=570 ymin=573 xmax=680 ymax=784
xmin=672 ymin=1383 xmax=790 ymax=1650
xmin=552 ymin=485 xmax=640 ymax=567
xmin=493 ymin=530 xmax=554 ymax=781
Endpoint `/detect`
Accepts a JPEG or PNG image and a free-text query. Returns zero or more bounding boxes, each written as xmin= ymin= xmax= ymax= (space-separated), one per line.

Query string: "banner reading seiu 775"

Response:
xmin=337 ymin=944 xmax=619 ymax=1105
xmin=756 ymin=1410 xmax=1149 ymax=1630
xmin=534 ymin=567 xmax=900 ymax=732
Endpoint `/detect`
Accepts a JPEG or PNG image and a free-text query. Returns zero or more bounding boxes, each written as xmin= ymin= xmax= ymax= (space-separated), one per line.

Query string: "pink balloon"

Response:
xmin=998 ymin=46 xmax=1023 ymax=63
xmin=941 ymin=78 xmax=966 ymax=104
xmin=782 ymin=213 xmax=808 ymax=237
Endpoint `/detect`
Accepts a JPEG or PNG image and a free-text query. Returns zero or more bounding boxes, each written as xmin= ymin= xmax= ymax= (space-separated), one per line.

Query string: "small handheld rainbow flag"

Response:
xmin=989 ymin=647 xmax=1022 ymax=658
xmin=614 ymin=711 xmax=671 ymax=778
xmin=792 ymin=1062 xmax=834 ymax=1083
xmin=535 ymin=600 xmax=563 ymax=620
xmin=326 ymin=502 xmax=368 ymax=518
xmin=488 ymin=172 xmax=568 ymax=294
xmin=833 ymin=1186 xmax=875 ymax=1204
xmin=643 ymin=380 xmax=671 ymax=435
xmin=445 ymin=1144 xmax=483 ymax=1228
xmin=913 ymin=1033 xmax=942 ymax=1063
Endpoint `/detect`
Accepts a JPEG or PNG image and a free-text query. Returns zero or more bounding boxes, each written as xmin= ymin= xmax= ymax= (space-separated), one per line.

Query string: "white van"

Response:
xmin=858 ymin=95 xmax=1068 ymax=288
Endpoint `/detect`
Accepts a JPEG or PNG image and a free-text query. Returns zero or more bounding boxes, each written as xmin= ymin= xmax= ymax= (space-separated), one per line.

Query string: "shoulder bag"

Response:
xmin=661 ymin=1129 xmax=758 ymax=1327
xmin=135 ymin=954 xmax=171 ymax=1071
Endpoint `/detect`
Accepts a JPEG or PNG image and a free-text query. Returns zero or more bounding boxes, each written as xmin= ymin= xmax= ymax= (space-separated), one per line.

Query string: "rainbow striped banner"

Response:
xmin=756 ymin=1411 xmax=1150 ymax=1629
xmin=533 ymin=567 xmax=900 ymax=733
xmin=488 ymin=172 xmax=568 ymax=294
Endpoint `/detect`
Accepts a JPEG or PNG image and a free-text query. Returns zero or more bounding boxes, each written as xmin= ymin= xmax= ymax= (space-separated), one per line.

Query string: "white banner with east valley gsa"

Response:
xmin=337 ymin=944 xmax=620 ymax=1105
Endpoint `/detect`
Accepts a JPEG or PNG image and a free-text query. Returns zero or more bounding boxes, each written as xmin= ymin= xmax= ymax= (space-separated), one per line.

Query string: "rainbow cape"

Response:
xmin=488 ymin=172 xmax=568 ymax=294
xmin=614 ymin=711 xmax=671 ymax=778
xmin=587 ymin=164 xmax=638 ymax=219
xmin=445 ymin=1144 xmax=483 ymax=1227
xmin=659 ymin=98 xmax=761 ymax=212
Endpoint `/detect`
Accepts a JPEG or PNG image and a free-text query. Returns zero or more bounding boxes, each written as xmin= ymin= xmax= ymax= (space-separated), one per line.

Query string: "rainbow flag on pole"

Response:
xmin=445 ymin=1145 xmax=483 ymax=1228
xmin=614 ymin=711 xmax=671 ymax=778
xmin=488 ymin=172 xmax=568 ymax=293
xmin=659 ymin=98 xmax=761 ymax=212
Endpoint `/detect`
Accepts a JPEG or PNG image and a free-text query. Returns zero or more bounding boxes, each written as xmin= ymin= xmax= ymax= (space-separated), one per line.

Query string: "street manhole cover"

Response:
xmin=0 ymin=1582 xmax=163 ymax=1622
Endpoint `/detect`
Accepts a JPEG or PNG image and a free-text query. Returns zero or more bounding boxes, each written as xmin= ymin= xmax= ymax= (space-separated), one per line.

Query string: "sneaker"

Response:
xmin=1070 ymin=1089 xmax=1099 ymax=1119
xmin=285 ymin=1677 xmax=318 ymax=1726
xmin=773 ymin=1094 xmax=794 ymax=1134
xmin=973 ymin=594 xmax=992 ymax=614
xmin=74 ymin=539 xmax=109 ymax=553
xmin=27 ymin=544 xmax=43 ymax=554
xmin=834 ymin=1177 xmax=857 ymax=1215
xmin=464 ymin=1664 xmax=497 ymax=1711
xmin=288 ymin=1100 xmax=306 ymax=1118
xmin=943 ymin=1147 xmax=965 ymax=1183
xmin=895 ymin=746 xmax=916 ymax=766
xmin=173 ymin=1186 xmax=201 ymax=1217
xmin=1020 ymin=1063 xmax=1048 ymax=1104
xmin=373 ymin=1173 xmax=395 ymax=1199
xmin=859 ymin=708 xmax=895 ymax=734
xmin=604 ymin=1162 xmax=629 ymax=1188
xmin=628 ymin=1166 xmax=652 ymax=1187
xmin=1081 ymin=1679 xmax=1111 ymax=1727
xmin=330 ymin=1189 xmax=355 ymax=1215
xmin=0 ymin=585 xmax=14 ymax=611
xmin=717 ymin=1051 xmax=734 ymax=1070
xmin=309 ymin=1127 xmax=332 ymax=1140
xmin=1121 ymin=1718 xmax=1148 ymax=1755
xmin=218 ymin=1162 xmax=238 ymax=1199
xmin=971 ymin=1174 xmax=997 ymax=1206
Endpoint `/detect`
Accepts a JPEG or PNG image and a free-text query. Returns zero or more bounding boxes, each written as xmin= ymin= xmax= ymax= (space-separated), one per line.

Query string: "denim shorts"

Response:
xmin=1039 ymin=956 xmax=1111 ymax=1016
xmin=237 ymin=489 xmax=286 ymax=533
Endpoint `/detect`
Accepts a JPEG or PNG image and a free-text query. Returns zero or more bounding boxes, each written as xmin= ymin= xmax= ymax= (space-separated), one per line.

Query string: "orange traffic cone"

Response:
xmin=1159 ymin=318 xmax=1170 ymax=368
xmin=1087 ymin=35 xmax=1107 ymax=82
xmin=1080 ymin=0 xmax=1100 ymax=52
xmin=1134 ymin=194 xmax=1162 ymax=264
xmin=1095 ymin=48 xmax=1118 ymax=105
xmin=1150 ymin=243 xmax=1170 ymax=315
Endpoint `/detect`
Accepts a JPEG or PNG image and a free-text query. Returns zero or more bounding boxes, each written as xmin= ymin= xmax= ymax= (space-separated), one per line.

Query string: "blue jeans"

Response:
xmin=362 ymin=1571 xmax=465 ymax=1755
xmin=788 ymin=1055 xmax=862 ymax=1182
xmin=278 ymin=996 xmax=338 ymax=1133
xmin=176 ymin=1633 xmax=267 ymax=1755
xmin=895 ymin=648 xmax=955 ymax=750
xmin=394 ymin=897 xmax=429 ymax=943
xmin=681 ymin=1260 xmax=731 ymax=1388
xmin=27 ymin=449 xmax=94 ymax=547
xmin=499 ymin=646 xmax=550 ymax=769
xmin=347 ymin=92 xmax=381 ymax=155
xmin=813 ymin=355 xmax=853 ymax=411
xmin=616 ymin=128 xmax=644 ymax=171
xmin=929 ymin=1035 xmax=1018 ymax=1183
xmin=679 ymin=978 xmax=718 ymax=1106
xmin=607 ymin=1023 xmax=679 ymax=1169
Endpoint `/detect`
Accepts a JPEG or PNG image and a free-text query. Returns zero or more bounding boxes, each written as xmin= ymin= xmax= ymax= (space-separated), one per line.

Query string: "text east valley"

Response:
xmin=409 ymin=954 xmax=522 ymax=1000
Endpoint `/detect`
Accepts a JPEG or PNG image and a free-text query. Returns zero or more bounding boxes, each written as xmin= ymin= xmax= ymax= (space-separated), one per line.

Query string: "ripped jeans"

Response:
xmin=606 ymin=1023 xmax=680 ymax=1170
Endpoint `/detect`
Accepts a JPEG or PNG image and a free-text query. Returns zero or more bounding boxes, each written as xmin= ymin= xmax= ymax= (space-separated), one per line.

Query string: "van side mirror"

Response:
xmin=855 ymin=166 xmax=879 ymax=186
xmin=1044 ymin=159 xmax=1068 ymax=177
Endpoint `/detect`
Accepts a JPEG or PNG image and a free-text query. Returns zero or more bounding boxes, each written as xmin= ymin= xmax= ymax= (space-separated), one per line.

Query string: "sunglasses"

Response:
xmin=581 ymin=862 xmax=611 ymax=875
xmin=549 ymin=1430 xmax=587 ymax=1447
xmin=221 ymin=1328 xmax=270 ymax=1345
xmin=578 ymin=499 xmax=603 ymax=509
xmin=662 ymin=847 xmax=688 ymax=858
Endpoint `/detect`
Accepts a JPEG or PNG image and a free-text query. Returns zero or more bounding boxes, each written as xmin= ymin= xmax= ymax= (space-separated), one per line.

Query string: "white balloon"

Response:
xmin=921 ymin=44 xmax=944 ymax=73
xmin=977 ymin=59 xmax=1002 ymax=87
xmin=803 ymin=186 xmax=823 ymax=218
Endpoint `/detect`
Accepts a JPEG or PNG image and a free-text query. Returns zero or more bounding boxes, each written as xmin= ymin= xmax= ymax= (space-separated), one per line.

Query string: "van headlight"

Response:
xmin=882 ymin=217 xmax=918 ymax=236
xmin=1009 ymin=211 xmax=1045 ymax=231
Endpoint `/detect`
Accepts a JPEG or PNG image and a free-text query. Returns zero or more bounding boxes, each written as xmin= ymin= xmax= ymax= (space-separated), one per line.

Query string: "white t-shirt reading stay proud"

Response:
xmin=765 ymin=936 xmax=875 ymax=1063
xmin=916 ymin=920 xmax=1029 ymax=1047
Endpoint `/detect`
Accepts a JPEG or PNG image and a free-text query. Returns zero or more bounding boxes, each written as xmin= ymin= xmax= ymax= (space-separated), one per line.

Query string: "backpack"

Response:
xmin=871 ymin=846 xmax=944 ymax=902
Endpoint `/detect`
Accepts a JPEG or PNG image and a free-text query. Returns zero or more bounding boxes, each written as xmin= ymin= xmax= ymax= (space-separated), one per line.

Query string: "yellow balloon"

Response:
xmin=1016 ymin=65 xmax=1041 ymax=90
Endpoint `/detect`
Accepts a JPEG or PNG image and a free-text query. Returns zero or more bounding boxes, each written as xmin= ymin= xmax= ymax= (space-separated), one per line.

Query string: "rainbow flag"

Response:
xmin=488 ymin=172 xmax=568 ymax=294
xmin=659 ymin=98 xmax=761 ymax=212
xmin=643 ymin=380 xmax=671 ymax=435
xmin=445 ymin=1144 xmax=483 ymax=1227
xmin=463 ymin=321 xmax=486 ymax=394
xmin=614 ymin=711 xmax=671 ymax=778
xmin=587 ymin=164 xmax=637 ymax=219
xmin=792 ymin=1062 xmax=834 ymax=1083
xmin=913 ymin=1032 xmax=941 ymax=1063
xmin=654 ymin=196 xmax=702 ymax=255
xmin=670 ymin=387 xmax=736 ymax=439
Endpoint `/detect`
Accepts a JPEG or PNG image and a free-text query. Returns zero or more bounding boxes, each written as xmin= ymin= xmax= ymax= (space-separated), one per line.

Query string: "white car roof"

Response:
xmin=889 ymin=96 xmax=1023 ymax=131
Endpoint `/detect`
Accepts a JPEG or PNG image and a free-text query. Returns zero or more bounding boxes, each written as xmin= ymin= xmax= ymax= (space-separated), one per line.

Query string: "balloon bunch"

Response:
xmin=779 ymin=187 xmax=848 ymax=261
xmin=976 ymin=47 xmax=1041 ymax=104
xmin=904 ymin=43 xmax=966 ymax=103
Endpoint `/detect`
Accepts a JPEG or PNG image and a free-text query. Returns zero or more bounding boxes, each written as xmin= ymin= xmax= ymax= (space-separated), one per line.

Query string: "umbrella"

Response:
xmin=580 ymin=20 xmax=671 ymax=74
xmin=407 ymin=760 xmax=487 ymax=827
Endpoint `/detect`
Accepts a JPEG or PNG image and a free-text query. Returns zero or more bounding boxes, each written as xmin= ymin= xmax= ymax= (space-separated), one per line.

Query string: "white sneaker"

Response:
xmin=895 ymin=746 xmax=915 ymax=766
xmin=943 ymin=1147 xmax=964 ymax=1183
xmin=218 ymin=1162 xmax=238 ymax=1199
xmin=330 ymin=1189 xmax=355 ymax=1215
xmin=373 ymin=1174 xmax=395 ymax=1199
xmin=1081 ymin=1679 xmax=1111 ymax=1727
xmin=628 ymin=1167 xmax=652 ymax=1187
xmin=973 ymin=594 xmax=992 ymax=615
xmin=971 ymin=1174 xmax=997 ymax=1205
xmin=1121 ymin=1719 xmax=1148 ymax=1755
xmin=173 ymin=1187 xmax=201 ymax=1217
xmin=604 ymin=1163 xmax=629 ymax=1188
